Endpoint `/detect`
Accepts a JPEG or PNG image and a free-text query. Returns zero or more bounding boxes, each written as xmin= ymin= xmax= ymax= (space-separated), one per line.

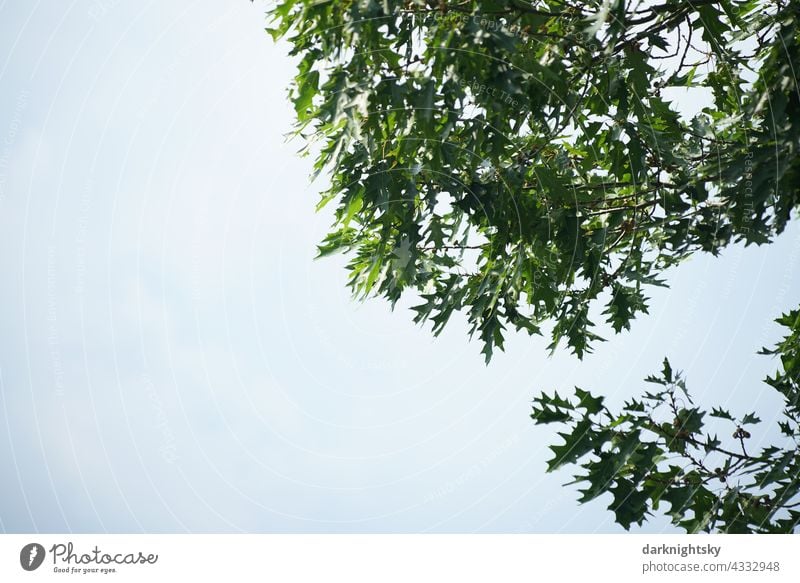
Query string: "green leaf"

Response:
xmin=547 ymin=418 xmax=597 ymax=472
xmin=575 ymin=388 xmax=604 ymax=415
xmin=741 ymin=412 xmax=762 ymax=425
xmin=676 ymin=408 xmax=705 ymax=435
xmin=710 ymin=407 xmax=734 ymax=420
xmin=609 ymin=479 xmax=650 ymax=530
xmin=294 ymin=70 xmax=319 ymax=121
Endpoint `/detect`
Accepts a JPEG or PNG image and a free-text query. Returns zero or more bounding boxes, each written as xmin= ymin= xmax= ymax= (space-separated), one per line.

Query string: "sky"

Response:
xmin=0 ymin=0 xmax=799 ymax=534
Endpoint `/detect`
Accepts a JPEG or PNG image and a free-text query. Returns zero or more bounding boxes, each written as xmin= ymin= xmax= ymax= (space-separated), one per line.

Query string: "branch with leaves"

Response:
xmin=269 ymin=0 xmax=800 ymax=361
xmin=531 ymin=309 xmax=800 ymax=533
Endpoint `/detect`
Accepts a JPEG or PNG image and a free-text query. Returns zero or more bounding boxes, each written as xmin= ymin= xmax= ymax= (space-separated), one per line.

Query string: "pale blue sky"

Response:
xmin=0 ymin=0 xmax=798 ymax=533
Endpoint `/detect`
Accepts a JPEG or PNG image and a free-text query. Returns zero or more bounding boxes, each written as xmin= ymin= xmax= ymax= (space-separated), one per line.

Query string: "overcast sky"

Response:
xmin=1 ymin=0 xmax=799 ymax=534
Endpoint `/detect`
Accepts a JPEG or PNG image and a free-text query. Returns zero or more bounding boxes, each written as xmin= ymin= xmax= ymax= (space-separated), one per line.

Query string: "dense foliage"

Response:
xmin=269 ymin=0 xmax=800 ymax=359
xmin=532 ymin=310 xmax=800 ymax=533
xmin=267 ymin=0 xmax=800 ymax=532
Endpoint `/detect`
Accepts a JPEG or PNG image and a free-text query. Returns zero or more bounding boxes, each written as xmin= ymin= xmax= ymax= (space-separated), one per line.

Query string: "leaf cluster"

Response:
xmin=268 ymin=0 xmax=800 ymax=360
xmin=531 ymin=312 xmax=800 ymax=533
